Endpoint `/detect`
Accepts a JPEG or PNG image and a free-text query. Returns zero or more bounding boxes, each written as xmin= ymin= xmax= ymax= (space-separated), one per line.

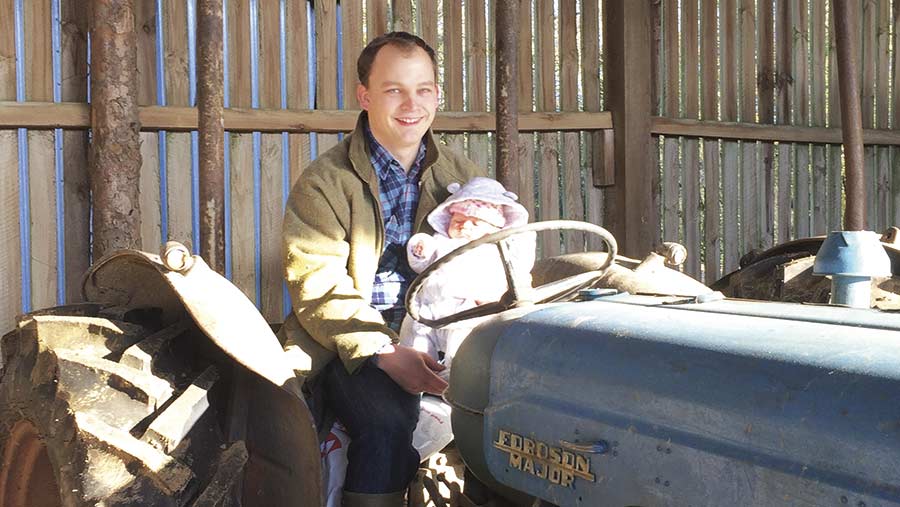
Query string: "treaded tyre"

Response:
xmin=0 ymin=303 xmax=246 ymax=507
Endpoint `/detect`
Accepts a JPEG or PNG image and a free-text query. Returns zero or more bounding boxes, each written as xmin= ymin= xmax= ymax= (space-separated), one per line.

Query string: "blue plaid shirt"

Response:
xmin=366 ymin=123 xmax=427 ymax=331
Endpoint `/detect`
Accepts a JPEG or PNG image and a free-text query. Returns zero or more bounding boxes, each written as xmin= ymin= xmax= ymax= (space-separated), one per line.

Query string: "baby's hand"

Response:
xmin=411 ymin=239 xmax=426 ymax=258
xmin=407 ymin=233 xmax=435 ymax=267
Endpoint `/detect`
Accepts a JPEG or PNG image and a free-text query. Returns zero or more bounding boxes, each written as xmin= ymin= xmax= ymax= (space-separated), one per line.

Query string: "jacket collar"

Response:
xmin=347 ymin=111 xmax=442 ymax=187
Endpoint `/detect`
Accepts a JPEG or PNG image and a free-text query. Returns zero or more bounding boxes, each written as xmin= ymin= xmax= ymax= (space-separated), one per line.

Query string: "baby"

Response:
xmin=400 ymin=176 xmax=535 ymax=382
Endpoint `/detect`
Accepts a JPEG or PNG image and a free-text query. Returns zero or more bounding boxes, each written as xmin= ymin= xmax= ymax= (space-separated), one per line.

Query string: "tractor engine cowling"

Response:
xmin=446 ymin=293 xmax=900 ymax=506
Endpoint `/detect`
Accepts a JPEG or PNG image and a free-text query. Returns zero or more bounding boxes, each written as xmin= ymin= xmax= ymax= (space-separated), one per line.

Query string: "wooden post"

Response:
xmin=832 ymin=0 xmax=865 ymax=231
xmin=90 ymin=0 xmax=142 ymax=258
xmin=603 ymin=0 xmax=656 ymax=257
xmin=494 ymin=0 xmax=518 ymax=190
xmin=197 ymin=0 xmax=225 ymax=273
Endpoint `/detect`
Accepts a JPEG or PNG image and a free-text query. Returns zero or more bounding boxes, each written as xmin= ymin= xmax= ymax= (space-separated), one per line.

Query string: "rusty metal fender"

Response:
xmin=81 ymin=244 xmax=303 ymax=398
xmin=81 ymin=244 xmax=323 ymax=505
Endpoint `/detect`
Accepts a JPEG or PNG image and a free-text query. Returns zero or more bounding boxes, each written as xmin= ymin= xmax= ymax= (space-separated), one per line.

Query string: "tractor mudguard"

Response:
xmin=0 ymin=244 xmax=322 ymax=505
xmin=82 ymin=246 xmax=303 ymax=397
xmin=76 ymin=245 xmax=323 ymax=506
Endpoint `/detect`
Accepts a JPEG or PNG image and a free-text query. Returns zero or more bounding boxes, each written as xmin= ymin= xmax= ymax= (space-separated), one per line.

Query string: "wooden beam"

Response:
xmin=392 ymin=0 xmax=414 ymax=33
xmin=61 ymin=0 xmax=91 ymax=303
xmin=366 ymin=0 xmax=388 ymax=39
xmin=315 ymin=0 xmax=338 ymax=152
xmin=651 ymin=117 xmax=900 ymax=146
xmin=1 ymin=0 xmax=20 ymax=332
xmin=582 ymin=0 xmax=607 ymax=254
xmin=6 ymin=101 xmax=900 ymax=148
xmin=25 ymin=0 xmax=56 ymax=310
xmin=514 ymin=0 xmax=535 ymax=215
xmin=604 ymin=0 xmax=656 ymax=257
xmin=0 ymin=102 xmax=88 ymax=128
xmin=0 ymin=102 xmax=612 ymax=133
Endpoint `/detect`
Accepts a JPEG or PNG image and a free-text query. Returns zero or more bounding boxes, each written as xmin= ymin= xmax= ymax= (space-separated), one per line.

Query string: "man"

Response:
xmin=281 ymin=32 xmax=484 ymax=506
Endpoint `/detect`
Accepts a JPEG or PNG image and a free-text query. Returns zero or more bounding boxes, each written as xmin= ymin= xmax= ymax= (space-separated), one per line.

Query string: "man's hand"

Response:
xmin=374 ymin=344 xmax=448 ymax=395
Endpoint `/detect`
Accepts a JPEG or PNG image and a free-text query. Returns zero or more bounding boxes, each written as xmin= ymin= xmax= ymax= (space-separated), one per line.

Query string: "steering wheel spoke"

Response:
xmin=531 ymin=270 xmax=606 ymax=304
xmin=424 ymin=300 xmax=512 ymax=328
xmin=496 ymin=238 xmax=533 ymax=303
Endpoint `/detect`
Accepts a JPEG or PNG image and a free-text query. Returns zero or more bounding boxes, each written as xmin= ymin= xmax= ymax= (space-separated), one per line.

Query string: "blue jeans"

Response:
xmin=322 ymin=358 xmax=421 ymax=494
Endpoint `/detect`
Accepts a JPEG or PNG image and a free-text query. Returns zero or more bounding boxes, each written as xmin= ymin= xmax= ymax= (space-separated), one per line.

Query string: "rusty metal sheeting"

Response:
xmin=197 ymin=0 xmax=225 ymax=273
xmin=89 ymin=0 xmax=142 ymax=258
xmin=494 ymin=0 xmax=518 ymax=190
xmin=832 ymin=0 xmax=865 ymax=231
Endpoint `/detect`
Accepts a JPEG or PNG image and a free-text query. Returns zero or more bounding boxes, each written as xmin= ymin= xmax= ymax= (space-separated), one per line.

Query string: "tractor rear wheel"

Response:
xmin=0 ymin=303 xmax=245 ymax=507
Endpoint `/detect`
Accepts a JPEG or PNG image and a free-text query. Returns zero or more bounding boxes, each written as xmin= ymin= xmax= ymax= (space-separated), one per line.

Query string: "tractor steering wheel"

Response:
xmin=405 ymin=220 xmax=618 ymax=327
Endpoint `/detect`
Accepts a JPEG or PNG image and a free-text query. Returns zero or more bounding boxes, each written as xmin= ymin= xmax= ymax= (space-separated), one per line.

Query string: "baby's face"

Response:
xmin=447 ymin=213 xmax=500 ymax=240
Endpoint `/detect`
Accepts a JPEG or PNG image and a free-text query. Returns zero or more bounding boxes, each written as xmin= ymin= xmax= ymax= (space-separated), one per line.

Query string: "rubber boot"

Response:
xmin=341 ymin=490 xmax=405 ymax=507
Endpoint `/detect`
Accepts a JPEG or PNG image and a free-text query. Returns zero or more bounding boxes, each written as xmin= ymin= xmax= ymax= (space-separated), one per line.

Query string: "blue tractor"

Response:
xmin=408 ymin=221 xmax=900 ymax=506
xmin=1 ymin=223 xmax=898 ymax=506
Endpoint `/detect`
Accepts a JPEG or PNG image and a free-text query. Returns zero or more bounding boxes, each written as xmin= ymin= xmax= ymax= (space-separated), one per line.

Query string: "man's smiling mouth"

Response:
xmin=396 ymin=117 xmax=423 ymax=125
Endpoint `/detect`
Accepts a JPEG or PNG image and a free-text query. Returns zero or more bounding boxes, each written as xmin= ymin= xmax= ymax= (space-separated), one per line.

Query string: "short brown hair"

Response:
xmin=357 ymin=31 xmax=438 ymax=87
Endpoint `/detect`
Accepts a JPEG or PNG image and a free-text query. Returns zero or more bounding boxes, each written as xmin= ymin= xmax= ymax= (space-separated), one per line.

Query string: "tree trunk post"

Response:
xmin=832 ymin=0 xmax=865 ymax=231
xmin=494 ymin=0 xmax=519 ymax=190
xmin=89 ymin=0 xmax=142 ymax=259
xmin=197 ymin=0 xmax=225 ymax=273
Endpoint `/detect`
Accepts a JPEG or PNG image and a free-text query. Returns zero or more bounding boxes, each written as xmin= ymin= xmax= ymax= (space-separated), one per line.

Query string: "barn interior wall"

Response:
xmin=1 ymin=0 xmax=897 ymax=330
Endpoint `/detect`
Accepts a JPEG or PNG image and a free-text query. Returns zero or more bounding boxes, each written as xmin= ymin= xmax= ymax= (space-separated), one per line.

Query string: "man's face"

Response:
xmin=357 ymin=44 xmax=439 ymax=158
xmin=447 ymin=213 xmax=500 ymax=240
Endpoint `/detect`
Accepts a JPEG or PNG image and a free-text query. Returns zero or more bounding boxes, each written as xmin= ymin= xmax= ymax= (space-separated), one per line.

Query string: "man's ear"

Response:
xmin=357 ymin=83 xmax=370 ymax=110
